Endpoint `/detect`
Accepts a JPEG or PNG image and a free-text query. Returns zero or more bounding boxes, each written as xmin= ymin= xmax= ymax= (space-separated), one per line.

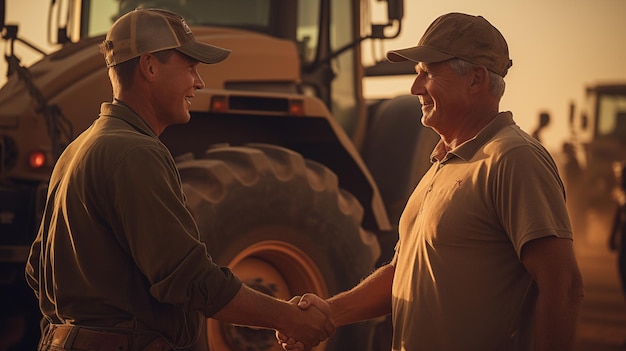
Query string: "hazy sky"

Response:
xmin=2 ymin=0 xmax=625 ymax=151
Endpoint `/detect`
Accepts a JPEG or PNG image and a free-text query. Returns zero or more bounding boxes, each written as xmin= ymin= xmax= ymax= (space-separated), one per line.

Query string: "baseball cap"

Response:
xmin=102 ymin=8 xmax=231 ymax=67
xmin=386 ymin=12 xmax=513 ymax=77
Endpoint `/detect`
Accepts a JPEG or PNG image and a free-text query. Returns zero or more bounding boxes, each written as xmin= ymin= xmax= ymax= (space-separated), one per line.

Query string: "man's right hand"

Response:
xmin=277 ymin=294 xmax=334 ymax=350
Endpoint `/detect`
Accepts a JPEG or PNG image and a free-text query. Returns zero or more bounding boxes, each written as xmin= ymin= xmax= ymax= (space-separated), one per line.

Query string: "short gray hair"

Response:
xmin=445 ymin=58 xmax=506 ymax=99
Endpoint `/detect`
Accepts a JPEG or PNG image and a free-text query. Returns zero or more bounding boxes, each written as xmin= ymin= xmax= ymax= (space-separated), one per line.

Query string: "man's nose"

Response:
xmin=410 ymin=76 xmax=424 ymax=96
xmin=194 ymin=69 xmax=205 ymax=89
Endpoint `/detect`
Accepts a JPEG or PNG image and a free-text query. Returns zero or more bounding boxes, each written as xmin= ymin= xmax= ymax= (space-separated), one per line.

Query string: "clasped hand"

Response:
xmin=276 ymin=293 xmax=334 ymax=351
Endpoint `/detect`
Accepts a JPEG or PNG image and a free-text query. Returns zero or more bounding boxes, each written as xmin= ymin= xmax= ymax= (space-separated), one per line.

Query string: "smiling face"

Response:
xmin=410 ymin=61 xmax=473 ymax=137
xmin=151 ymin=51 xmax=205 ymax=128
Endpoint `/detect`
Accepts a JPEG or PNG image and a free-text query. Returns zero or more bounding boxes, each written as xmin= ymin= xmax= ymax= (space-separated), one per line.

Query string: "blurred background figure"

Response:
xmin=531 ymin=111 xmax=550 ymax=143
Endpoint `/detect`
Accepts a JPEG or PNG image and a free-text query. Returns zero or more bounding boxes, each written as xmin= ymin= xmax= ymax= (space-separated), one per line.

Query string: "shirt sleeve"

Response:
xmin=25 ymin=231 xmax=41 ymax=298
xmin=108 ymin=144 xmax=242 ymax=316
xmin=493 ymin=144 xmax=573 ymax=259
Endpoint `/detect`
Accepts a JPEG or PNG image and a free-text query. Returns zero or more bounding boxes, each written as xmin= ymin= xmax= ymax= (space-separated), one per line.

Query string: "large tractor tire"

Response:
xmin=176 ymin=143 xmax=381 ymax=351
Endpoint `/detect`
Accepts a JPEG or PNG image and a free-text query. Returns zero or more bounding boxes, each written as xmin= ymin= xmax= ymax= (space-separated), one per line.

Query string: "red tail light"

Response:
xmin=289 ymin=100 xmax=304 ymax=116
xmin=29 ymin=150 xmax=47 ymax=169
xmin=210 ymin=96 xmax=228 ymax=112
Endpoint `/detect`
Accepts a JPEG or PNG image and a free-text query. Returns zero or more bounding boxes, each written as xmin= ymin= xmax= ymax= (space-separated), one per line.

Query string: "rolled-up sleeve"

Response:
xmin=108 ymin=144 xmax=242 ymax=316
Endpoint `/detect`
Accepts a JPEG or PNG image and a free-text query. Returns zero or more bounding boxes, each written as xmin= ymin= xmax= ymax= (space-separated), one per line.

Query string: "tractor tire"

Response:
xmin=176 ymin=143 xmax=380 ymax=351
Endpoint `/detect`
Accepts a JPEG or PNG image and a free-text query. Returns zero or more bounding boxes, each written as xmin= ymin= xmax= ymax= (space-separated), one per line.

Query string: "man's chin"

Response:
xmin=421 ymin=114 xmax=433 ymax=128
xmin=173 ymin=113 xmax=192 ymax=126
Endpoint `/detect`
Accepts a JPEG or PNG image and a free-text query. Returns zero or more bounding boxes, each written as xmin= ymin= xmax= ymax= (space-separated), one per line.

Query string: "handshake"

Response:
xmin=275 ymin=293 xmax=334 ymax=351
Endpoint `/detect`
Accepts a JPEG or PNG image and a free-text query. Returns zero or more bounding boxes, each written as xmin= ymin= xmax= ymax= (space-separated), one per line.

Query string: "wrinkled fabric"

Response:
xmin=26 ymin=102 xmax=242 ymax=347
xmin=392 ymin=112 xmax=572 ymax=351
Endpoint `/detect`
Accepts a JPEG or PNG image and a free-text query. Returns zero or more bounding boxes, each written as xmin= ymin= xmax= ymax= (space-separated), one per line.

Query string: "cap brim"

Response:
xmin=386 ymin=46 xmax=454 ymax=63
xmin=177 ymin=41 xmax=231 ymax=64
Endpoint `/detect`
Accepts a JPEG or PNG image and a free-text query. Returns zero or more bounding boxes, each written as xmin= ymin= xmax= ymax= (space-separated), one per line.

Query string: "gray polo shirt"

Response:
xmin=26 ymin=102 xmax=242 ymax=347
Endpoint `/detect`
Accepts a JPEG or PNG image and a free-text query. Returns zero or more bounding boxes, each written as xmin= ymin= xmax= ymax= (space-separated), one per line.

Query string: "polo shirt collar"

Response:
xmin=430 ymin=111 xmax=514 ymax=162
xmin=99 ymin=100 xmax=158 ymax=139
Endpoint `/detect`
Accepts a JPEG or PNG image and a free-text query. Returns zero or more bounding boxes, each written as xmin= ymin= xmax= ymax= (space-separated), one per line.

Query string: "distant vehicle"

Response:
xmin=537 ymin=83 xmax=626 ymax=242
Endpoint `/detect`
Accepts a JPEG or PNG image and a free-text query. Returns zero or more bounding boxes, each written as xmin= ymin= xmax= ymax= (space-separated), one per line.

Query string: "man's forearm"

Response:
xmin=327 ymin=263 xmax=395 ymax=326
xmin=212 ymin=285 xmax=333 ymax=349
xmin=533 ymin=276 xmax=584 ymax=350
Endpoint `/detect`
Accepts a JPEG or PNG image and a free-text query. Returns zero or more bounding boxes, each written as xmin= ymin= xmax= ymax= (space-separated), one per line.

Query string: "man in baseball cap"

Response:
xmin=283 ymin=12 xmax=583 ymax=351
xmin=28 ymin=8 xmax=334 ymax=351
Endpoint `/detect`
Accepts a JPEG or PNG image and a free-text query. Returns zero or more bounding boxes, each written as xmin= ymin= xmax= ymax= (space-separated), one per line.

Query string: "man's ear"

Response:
xmin=469 ymin=66 xmax=489 ymax=94
xmin=138 ymin=54 xmax=157 ymax=82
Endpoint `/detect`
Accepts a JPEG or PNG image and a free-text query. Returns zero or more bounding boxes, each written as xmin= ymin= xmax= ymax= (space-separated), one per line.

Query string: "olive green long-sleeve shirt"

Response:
xmin=25 ymin=102 xmax=242 ymax=347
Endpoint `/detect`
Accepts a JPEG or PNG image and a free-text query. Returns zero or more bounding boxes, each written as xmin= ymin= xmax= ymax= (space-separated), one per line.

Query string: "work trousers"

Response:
xmin=38 ymin=324 xmax=172 ymax=351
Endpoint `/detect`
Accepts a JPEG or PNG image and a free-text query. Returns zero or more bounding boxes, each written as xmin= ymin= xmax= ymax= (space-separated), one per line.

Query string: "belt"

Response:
xmin=42 ymin=325 xmax=171 ymax=351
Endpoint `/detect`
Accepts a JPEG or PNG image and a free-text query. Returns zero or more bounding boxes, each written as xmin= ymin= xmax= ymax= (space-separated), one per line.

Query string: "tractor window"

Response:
xmin=86 ymin=0 xmax=119 ymax=36
xmin=84 ymin=0 xmax=274 ymax=37
xmin=297 ymin=0 xmax=320 ymax=65
xmin=329 ymin=0 xmax=358 ymax=136
xmin=85 ymin=0 xmax=321 ymax=66
xmin=597 ymin=94 xmax=626 ymax=139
